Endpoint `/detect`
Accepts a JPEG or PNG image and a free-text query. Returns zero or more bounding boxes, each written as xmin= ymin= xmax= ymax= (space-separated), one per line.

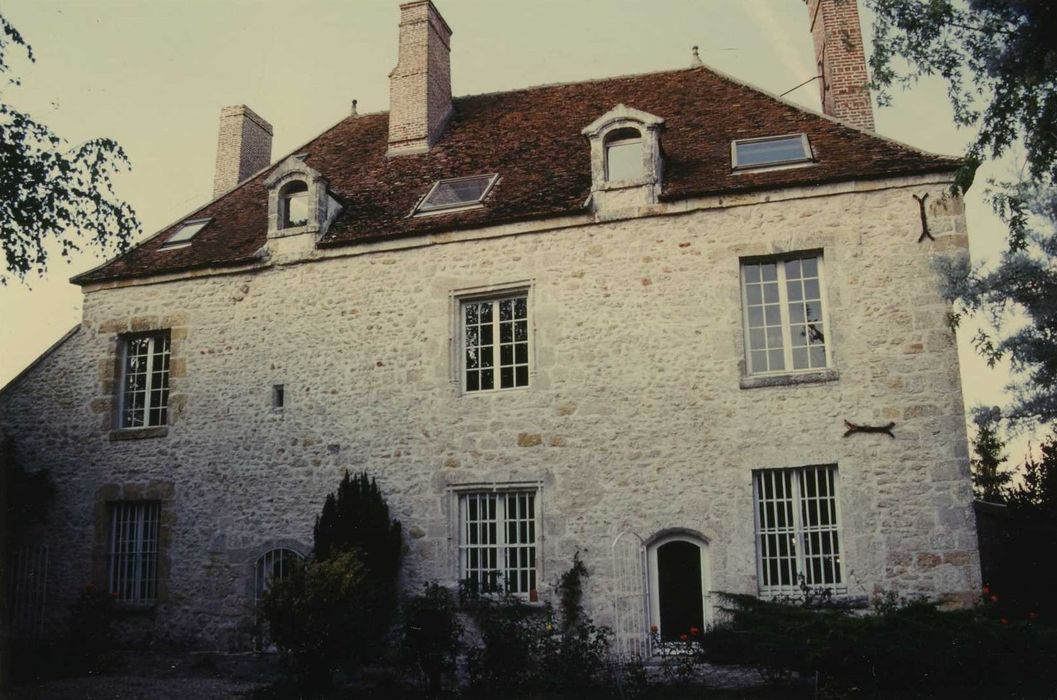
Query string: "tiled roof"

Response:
xmin=73 ymin=67 xmax=959 ymax=285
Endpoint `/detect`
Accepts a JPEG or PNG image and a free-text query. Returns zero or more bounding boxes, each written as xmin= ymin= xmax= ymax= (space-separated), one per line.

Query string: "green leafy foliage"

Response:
xmin=261 ymin=471 xmax=403 ymax=690
xmin=460 ymin=555 xmax=611 ymax=696
xmin=399 ymin=583 xmax=463 ymax=697
xmin=969 ymin=406 xmax=1011 ymax=501
xmin=259 ymin=551 xmax=370 ymax=691
xmin=0 ymin=14 xmax=139 ymax=284
xmin=701 ymin=593 xmax=1057 ymax=696
xmin=869 ymin=0 xmax=1057 ymax=190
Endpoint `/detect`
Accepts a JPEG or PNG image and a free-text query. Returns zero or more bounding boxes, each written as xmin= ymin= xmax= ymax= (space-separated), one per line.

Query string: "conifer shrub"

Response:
xmin=261 ymin=470 xmax=403 ymax=690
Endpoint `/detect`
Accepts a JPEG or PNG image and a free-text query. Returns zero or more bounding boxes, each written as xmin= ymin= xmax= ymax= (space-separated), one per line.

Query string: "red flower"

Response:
xmin=690 ymin=627 xmax=700 ymax=637
xmin=982 ymin=584 xmax=991 ymax=595
xmin=1000 ymin=618 xmax=1009 ymax=625
xmin=990 ymin=595 xmax=999 ymax=603
xmin=650 ymin=624 xmax=658 ymax=634
xmin=679 ymin=634 xmax=689 ymax=641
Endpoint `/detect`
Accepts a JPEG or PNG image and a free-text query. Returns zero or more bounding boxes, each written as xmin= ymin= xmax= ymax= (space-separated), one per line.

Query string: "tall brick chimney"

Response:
xmin=387 ymin=1 xmax=453 ymax=156
xmin=806 ymin=0 xmax=875 ymax=132
xmin=213 ymin=105 xmax=273 ymax=197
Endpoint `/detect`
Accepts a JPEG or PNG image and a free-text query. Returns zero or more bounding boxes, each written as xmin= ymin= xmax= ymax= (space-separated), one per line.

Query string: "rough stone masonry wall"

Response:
xmin=0 ymin=178 xmax=979 ymax=649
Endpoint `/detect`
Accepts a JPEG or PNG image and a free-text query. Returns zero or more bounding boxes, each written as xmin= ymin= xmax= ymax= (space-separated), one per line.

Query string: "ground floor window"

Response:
xmin=254 ymin=548 xmax=304 ymax=603
xmin=459 ymin=491 xmax=537 ymax=595
xmin=647 ymin=534 xmax=711 ymax=643
xmin=753 ymin=465 xmax=844 ymax=595
xmin=108 ymin=501 xmax=160 ymax=604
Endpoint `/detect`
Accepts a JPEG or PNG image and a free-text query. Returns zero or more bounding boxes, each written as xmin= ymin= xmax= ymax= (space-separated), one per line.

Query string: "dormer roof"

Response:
xmin=73 ymin=67 xmax=960 ymax=286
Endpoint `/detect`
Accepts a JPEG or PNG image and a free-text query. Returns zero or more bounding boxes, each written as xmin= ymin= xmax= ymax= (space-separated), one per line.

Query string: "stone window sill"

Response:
xmin=109 ymin=426 xmax=169 ymax=441
xmin=739 ymin=368 xmax=839 ymax=390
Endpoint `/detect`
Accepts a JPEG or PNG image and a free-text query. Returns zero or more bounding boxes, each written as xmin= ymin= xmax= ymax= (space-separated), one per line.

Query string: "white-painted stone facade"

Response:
xmin=0 ymin=172 xmax=979 ymax=650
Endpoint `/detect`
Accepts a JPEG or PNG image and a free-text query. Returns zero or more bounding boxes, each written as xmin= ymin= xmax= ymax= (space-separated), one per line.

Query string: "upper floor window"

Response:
xmin=160 ymin=219 xmax=210 ymax=250
xmin=459 ymin=490 xmax=538 ymax=596
xmin=741 ymin=254 xmax=829 ymax=376
xmin=108 ymin=501 xmax=161 ymax=605
xmin=120 ymin=331 xmax=171 ymax=428
xmin=604 ymin=127 xmax=643 ymax=182
xmin=732 ymin=134 xmax=812 ymax=170
xmin=415 ymin=174 xmax=497 ymax=215
xmin=280 ymin=181 xmax=309 ymax=229
xmin=462 ymin=294 xmax=529 ymax=393
xmin=753 ymin=465 xmax=843 ymax=595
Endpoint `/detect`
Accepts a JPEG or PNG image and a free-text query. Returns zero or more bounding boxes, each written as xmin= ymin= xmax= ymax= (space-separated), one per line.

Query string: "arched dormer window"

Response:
xmin=604 ymin=127 xmax=644 ymax=183
xmin=280 ymin=180 xmax=309 ymax=229
xmin=264 ymin=155 xmax=342 ymax=243
xmin=582 ymin=104 xmax=665 ymax=212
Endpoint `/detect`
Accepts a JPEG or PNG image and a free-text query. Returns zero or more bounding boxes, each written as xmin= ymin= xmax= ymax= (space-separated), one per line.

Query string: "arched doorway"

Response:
xmin=647 ymin=533 xmax=710 ymax=642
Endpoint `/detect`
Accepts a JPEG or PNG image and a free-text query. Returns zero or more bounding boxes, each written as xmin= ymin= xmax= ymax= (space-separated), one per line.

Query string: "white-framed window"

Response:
xmin=731 ymin=134 xmax=813 ymax=170
xmin=459 ymin=490 xmax=538 ymax=596
xmin=160 ymin=218 xmax=210 ymax=250
xmin=741 ymin=253 xmax=830 ymax=376
xmin=461 ymin=293 xmax=529 ymax=393
xmin=280 ymin=180 xmax=309 ymax=229
xmin=415 ymin=174 xmax=498 ymax=215
xmin=108 ymin=501 xmax=161 ymax=605
xmin=119 ymin=331 xmax=171 ymax=428
xmin=604 ymin=127 xmax=644 ymax=182
xmin=254 ymin=548 xmax=304 ymax=604
xmin=753 ymin=465 xmax=844 ymax=595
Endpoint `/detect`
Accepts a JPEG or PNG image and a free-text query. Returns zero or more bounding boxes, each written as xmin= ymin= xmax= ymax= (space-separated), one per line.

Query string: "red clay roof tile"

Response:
xmin=73 ymin=67 xmax=958 ymax=285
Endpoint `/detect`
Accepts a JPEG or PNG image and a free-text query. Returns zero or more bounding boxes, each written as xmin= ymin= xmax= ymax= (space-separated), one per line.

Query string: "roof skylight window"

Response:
xmin=732 ymin=134 xmax=813 ymax=170
xmin=414 ymin=174 xmax=497 ymax=215
xmin=160 ymin=219 xmax=210 ymax=249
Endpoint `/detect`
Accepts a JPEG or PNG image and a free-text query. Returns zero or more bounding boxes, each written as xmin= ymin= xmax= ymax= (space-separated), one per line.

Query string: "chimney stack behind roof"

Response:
xmin=213 ymin=105 xmax=273 ymax=197
xmin=806 ymin=0 xmax=875 ymax=132
xmin=387 ymin=1 xmax=453 ymax=156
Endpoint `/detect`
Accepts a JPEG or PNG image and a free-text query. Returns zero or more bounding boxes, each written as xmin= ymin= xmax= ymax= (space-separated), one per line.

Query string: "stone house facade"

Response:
xmin=1 ymin=0 xmax=980 ymax=653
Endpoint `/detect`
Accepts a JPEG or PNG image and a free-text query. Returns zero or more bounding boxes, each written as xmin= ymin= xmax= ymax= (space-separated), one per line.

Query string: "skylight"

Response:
xmin=732 ymin=135 xmax=812 ymax=170
xmin=160 ymin=219 xmax=210 ymax=249
xmin=415 ymin=174 xmax=497 ymax=214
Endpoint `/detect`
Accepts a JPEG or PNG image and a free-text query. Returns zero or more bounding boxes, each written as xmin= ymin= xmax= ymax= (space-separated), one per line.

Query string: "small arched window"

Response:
xmin=254 ymin=548 xmax=304 ymax=603
xmin=279 ymin=181 xmax=309 ymax=229
xmin=604 ymin=127 xmax=644 ymax=183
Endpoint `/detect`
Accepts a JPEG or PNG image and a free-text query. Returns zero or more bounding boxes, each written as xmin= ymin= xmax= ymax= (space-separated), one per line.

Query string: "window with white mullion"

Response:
xmin=462 ymin=295 xmax=529 ymax=393
xmin=459 ymin=491 xmax=537 ymax=595
xmin=754 ymin=466 xmax=843 ymax=595
xmin=742 ymin=255 xmax=829 ymax=376
xmin=120 ymin=333 xmax=171 ymax=428
xmin=108 ymin=502 xmax=160 ymax=605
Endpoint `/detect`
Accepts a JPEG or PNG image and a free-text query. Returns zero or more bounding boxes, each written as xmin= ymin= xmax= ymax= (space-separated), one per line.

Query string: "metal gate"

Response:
xmin=7 ymin=544 xmax=48 ymax=640
xmin=611 ymin=531 xmax=649 ymax=658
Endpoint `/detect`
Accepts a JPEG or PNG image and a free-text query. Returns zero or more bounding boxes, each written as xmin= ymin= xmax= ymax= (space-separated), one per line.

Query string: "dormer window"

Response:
xmin=604 ymin=128 xmax=644 ymax=183
xmin=280 ymin=181 xmax=309 ymax=229
xmin=264 ymin=156 xmax=342 ymax=245
xmin=732 ymin=134 xmax=813 ymax=171
xmin=582 ymin=104 xmax=664 ymax=212
xmin=414 ymin=174 xmax=497 ymax=215
xmin=160 ymin=219 xmax=210 ymax=250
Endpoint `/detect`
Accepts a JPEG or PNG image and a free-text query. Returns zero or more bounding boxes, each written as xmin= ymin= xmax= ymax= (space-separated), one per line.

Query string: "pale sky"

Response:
xmin=0 ymin=1 xmax=1030 ymax=457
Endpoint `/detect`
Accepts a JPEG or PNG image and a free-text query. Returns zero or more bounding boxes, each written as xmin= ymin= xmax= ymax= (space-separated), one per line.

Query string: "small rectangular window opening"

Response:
xmin=272 ymin=384 xmax=285 ymax=409
xmin=160 ymin=219 xmax=210 ymax=249
xmin=732 ymin=134 xmax=812 ymax=170
xmin=415 ymin=174 xmax=498 ymax=215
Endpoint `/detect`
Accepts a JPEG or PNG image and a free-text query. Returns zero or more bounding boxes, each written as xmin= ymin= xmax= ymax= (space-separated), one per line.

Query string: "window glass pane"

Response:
xmin=462 ymin=295 xmax=529 ymax=392
xmin=606 ymin=141 xmax=642 ymax=182
xmin=161 ymin=220 xmax=209 ymax=248
xmin=419 ymin=175 xmax=495 ymax=212
xmin=285 ymin=192 xmax=309 ymax=227
xmin=735 ymin=135 xmax=810 ymax=168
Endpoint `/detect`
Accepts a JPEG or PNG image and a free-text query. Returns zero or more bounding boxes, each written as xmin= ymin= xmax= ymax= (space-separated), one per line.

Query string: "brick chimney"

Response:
xmin=806 ymin=0 xmax=875 ymax=132
xmin=387 ymin=1 xmax=453 ymax=156
xmin=213 ymin=105 xmax=273 ymax=197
